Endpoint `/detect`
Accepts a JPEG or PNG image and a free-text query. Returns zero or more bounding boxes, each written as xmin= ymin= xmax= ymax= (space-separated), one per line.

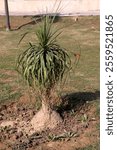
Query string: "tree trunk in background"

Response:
xmin=4 ymin=0 xmax=11 ymax=31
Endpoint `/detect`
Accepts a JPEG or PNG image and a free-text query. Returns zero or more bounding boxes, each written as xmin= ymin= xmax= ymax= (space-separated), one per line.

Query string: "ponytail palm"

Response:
xmin=17 ymin=16 xmax=71 ymax=93
xmin=16 ymin=15 xmax=71 ymax=133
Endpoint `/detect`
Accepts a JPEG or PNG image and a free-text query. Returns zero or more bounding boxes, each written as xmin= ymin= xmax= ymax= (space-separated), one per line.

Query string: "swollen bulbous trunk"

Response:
xmin=30 ymin=99 xmax=62 ymax=134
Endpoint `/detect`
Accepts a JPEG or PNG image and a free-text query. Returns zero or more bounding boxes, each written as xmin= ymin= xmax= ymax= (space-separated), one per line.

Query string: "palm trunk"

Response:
xmin=30 ymin=96 xmax=62 ymax=134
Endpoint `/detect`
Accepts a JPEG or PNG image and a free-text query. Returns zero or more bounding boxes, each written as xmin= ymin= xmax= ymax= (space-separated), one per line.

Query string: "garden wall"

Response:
xmin=0 ymin=0 xmax=99 ymax=16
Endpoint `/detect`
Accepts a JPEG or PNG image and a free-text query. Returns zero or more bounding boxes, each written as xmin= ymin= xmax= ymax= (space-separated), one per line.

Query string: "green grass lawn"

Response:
xmin=0 ymin=15 xmax=100 ymax=103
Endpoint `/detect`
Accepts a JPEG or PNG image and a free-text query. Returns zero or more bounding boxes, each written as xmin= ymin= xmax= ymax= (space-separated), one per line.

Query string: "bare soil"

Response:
xmin=0 ymin=91 xmax=99 ymax=150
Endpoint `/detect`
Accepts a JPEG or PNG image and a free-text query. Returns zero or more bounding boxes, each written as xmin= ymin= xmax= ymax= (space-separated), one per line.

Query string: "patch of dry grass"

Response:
xmin=0 ymin=15 xmax=99 ymax=104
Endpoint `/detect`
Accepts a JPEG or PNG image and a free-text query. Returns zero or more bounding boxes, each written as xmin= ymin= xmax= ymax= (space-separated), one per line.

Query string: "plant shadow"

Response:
xmin=57 ymin=90 xmax=100 ymax=113
xmin=12 ymin=17 xmax=41 ymax=31
xmin=13 ymin=13 xmax=61 ymax=30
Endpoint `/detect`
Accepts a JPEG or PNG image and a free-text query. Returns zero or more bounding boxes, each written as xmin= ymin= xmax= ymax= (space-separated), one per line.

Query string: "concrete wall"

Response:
xmin=0 ymin=0 xmax=99 ymax=16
